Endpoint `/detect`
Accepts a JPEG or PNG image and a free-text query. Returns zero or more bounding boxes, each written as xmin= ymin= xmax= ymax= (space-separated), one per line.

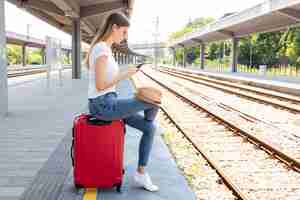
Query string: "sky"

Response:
xmin=4 ymin=0 xmax=264 ymax=45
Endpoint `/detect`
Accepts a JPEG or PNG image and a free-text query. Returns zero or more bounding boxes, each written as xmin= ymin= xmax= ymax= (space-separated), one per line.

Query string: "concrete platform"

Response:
xmin=162 ymin=65 xmax=300 ymax=96
xmin=0 ymin=66 xmax=196 ymax=200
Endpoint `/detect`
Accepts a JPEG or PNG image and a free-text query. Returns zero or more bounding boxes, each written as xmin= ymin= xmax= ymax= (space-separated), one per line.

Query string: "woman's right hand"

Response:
xmin=125 ymin=66 xmax=139 ymax=79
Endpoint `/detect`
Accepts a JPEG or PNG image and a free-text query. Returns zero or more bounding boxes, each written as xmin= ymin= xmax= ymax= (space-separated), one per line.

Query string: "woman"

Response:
xmin=86 ymin=13 xmax=159 ymax=192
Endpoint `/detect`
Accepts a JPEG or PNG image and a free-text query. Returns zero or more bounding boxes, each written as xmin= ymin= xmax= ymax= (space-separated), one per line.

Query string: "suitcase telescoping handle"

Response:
xmin=71 ymin=127 xmax=75 ymax=166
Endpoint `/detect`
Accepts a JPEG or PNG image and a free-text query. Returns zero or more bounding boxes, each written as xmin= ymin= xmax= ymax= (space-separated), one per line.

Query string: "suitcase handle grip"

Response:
xmin=87 ymin=115 xmax=112 ymax=125
xmin=71 ymin=138 xmax=74 ymax=166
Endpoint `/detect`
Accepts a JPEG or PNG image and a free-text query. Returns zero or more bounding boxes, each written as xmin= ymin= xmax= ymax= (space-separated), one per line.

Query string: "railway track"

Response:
xmin=7 ymin=66 xmax=71 ymax=78
xmin=132 ymin=68 xmax=300 ymax=200
xmin=8 ymin=68 xmax=47 ymax=78
xmin=157 ymin=66 xmax=300 ymax=113
xmin=147 ymin=67 xmax=300 ymax=162
xmin=144 ymin=67 xmax=300 ymax=168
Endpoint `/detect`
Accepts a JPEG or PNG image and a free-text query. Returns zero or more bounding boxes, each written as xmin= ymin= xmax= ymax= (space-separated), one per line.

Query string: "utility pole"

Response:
xmin=153 ymin=16 xmax=159 ymax=69
xmin=26 ymin=24 xmax=31 ymax=39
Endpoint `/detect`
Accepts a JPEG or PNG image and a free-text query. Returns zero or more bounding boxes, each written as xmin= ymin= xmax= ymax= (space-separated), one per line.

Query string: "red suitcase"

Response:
xmin=71 ymin=113 xmax=126 ymax=192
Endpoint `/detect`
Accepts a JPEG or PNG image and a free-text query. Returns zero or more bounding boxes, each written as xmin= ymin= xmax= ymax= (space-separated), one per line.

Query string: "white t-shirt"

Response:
xmin=88 ymin=41 xmax=119 ymax=99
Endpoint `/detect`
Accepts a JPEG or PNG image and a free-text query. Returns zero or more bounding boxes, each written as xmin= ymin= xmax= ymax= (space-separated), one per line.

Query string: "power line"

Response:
xmin=153 ymin=16 xmax=159 ymax=68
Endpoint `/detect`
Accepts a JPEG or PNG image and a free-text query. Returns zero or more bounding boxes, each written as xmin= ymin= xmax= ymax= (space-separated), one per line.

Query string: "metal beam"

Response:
xmin=80 ymin=1 xmax=126 ymax=18
xmin=276 ymin=8 xmax=300 ymax=22
xmin=0 ymin=0 xmax=8 ymax=117
xmin=72 ymin=18 xmax=81 ymax=79
xmin=49 ymin=0 xmax=80 ymax=18
xmin=15 ymin=0 xmax=65 ymax=16
xmin=24 ymin=8 xmax=73 ymax=35
xmin=27 ymin=8 xmax=90 ymax=43
xmin=11 ymin=0 xmax=95 ymax=41
xmin=81 ymin=19 xmax=96 ymax=36
xmin=217 ymin=29 xmax=235 ymax=37
xmin=191 ymin=38 xmax=203 ymax=43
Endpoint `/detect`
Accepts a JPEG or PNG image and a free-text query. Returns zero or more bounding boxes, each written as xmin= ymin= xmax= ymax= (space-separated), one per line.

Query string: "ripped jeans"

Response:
xmin=88 ymin=92 xmax=159 ymax=166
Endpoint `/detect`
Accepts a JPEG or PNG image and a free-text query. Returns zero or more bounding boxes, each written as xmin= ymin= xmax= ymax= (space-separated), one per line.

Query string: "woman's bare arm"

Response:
xmin=95 ymin=55 xmax=136 ymax=92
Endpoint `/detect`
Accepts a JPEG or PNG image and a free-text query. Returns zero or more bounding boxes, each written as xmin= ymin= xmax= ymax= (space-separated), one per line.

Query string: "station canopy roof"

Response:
xmin=170 ymin=0 xmax=300 ymax=48
xmin=7 ymin=0 xmax=138 ymax=54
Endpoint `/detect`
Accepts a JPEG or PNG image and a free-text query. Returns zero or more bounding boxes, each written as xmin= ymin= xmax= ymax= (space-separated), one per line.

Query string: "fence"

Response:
xmin=202 ymin=60 xmax=300 ymax=77
xmin=237 ymin=64 xmax=300 ymax=77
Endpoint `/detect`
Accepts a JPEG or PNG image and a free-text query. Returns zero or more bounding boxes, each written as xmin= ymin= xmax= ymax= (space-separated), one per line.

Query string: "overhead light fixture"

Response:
xmin=64 ymin=10 xmax=73 ymax=17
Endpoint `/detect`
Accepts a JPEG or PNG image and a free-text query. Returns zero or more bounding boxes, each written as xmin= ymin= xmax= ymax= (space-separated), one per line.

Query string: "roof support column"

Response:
xmin=41 ymin=47 xmax=46 ymax=65
xmin=170 ymin=47 xmax=176 ymax=67
xmin=72 ymin=18 xmax=81 ymax=79
xmin=0 ymin=0 xmax=8 ymax=117
xmin=231 ymin=38 xmax=239 ymax=73
xmin=67 ymin=50 xmax=71 ymax=64
xmin=182 ymin=47 xmax=186 ymax=68
xmin=200 ymin=43 xmax=206 ymax=70
xmin=22 ymin=45 xmax=26 ymax=66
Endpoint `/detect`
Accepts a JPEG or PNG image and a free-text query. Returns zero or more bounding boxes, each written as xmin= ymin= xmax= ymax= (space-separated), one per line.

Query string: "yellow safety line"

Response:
xmin=83 ymin=188 xmax=97 ymax=200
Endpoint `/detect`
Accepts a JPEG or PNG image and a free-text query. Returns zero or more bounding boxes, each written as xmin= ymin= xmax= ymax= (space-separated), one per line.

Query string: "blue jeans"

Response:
xmin=88 ymin=92 xmax=159 ymax=166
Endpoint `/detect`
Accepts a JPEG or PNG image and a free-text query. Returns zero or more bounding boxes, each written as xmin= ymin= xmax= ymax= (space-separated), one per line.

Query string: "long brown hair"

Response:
xmin=85 ymin=13 xmax=130 ymax=69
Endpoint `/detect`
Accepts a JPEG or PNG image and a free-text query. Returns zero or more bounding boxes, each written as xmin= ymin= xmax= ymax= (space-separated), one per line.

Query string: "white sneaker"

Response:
xmin=133 ymin=171 xmax=159 ymax=192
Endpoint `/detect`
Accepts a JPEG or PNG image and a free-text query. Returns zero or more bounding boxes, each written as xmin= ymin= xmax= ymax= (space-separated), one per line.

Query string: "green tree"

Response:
xmin=255 ymin=32 xmax=283 ymax=65
xmin=6 ymin=44 xmax=22 ymax=65
xmin=207 ymin=42 xmax=219 ymax=60
xmin=27 ymin=48 xmax=43 ymax=64
xmin=170 ymin=16 xmax=300 ymax=69
xmin=170 ymin=17 xmax=215 ymax=65
xmin=170 ymin=17 xmax=215 ymax=40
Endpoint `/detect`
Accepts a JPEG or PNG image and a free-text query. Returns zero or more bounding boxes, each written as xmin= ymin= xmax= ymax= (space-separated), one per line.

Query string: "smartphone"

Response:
xmin=136 ymin=63 xmax=146 ymax=69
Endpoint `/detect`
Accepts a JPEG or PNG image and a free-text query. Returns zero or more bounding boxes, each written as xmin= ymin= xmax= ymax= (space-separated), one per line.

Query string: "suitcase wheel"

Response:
xmin=75 ymin=184 xmax=83 ymax=189
xmin=115 ymin=182 xmax=122 ymax=193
